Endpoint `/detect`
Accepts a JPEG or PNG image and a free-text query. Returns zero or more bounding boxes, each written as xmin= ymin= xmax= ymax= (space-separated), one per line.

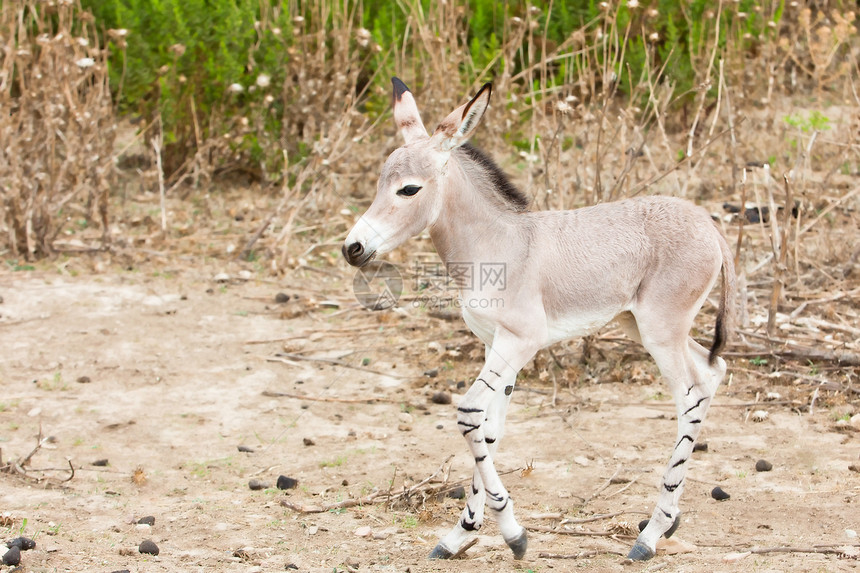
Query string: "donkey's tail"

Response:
xmin=709 ymin=232 xmax=737 ymax=365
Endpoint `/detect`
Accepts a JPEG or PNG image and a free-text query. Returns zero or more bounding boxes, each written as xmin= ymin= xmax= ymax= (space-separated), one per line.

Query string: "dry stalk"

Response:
xmin=1 ymin=0 xmax=116 ymax=258
xmin=766 ymin=174 xmax=794 ymax=337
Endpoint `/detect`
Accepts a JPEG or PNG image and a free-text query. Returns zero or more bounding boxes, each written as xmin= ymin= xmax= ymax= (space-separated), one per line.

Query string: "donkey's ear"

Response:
xmin=392 ymin=77 xmax=428 ymax=144
xmin=433 ymin=82 xmax=492 ymax=151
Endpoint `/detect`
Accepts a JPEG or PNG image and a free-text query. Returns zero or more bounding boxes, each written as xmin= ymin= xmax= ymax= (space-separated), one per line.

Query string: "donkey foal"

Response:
xmin=343 ymin=78 xmax=736 ymax=561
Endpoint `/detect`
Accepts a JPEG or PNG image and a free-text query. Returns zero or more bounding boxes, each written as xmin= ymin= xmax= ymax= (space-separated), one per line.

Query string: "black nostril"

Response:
xmin=346 ymin=242 xmax=364 ymax=260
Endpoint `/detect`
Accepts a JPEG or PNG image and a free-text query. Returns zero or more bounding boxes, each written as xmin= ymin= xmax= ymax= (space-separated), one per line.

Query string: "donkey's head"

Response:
xmin=342 ymin=78 xmax=492 ymax=267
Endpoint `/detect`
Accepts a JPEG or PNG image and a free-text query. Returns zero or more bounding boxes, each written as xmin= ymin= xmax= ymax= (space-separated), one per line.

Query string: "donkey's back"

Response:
xmin=530 ymin=196 xmax=728 ymax=333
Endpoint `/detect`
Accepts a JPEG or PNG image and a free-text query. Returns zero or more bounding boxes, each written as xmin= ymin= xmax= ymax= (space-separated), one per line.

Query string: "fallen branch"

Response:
xmin=526 ymin=524 xmax=631 ymax=538
xmin=451 ymin=538 xmax=479 ymax=559
xmin=725 ymin=544 xmax=860 ymax=561
xmin=262 ymin=390 xmax=398 ymax=404
xmin=280 ymin=455 xmax=457 ymax=513
xmin=539 ymin=550 xmax=625 ymax=559
xmin=267 ymin=353 xmax=414 ymax=379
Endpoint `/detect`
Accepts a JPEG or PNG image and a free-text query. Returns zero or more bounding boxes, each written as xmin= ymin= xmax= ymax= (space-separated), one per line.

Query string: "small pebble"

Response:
xmin=135 ymin=523 xmax=151 ymax=532
xmin=6 ymin=537 xmax=36 ymax=551
xmin=274 ymin=292 xmax=290 ymax=303
xmin=213 ymin=272 xmax=230 ymax=283
xmin=248 ymin=479 xmax=269 ymax=491
xmin=92 ymin=458 xmax=109 ymax=466
xmin=138 ymin=539 xmax=159 ymax=555
xmin=755 ymin=459 xmax=773 ymax=472
xmin=110 ymin=570 xmax=131 ymax=573
xmin=424 ymin=368 xmax=439 ymax=378
xmin=354 ymin=526 xmax=372 ymax=537
xmin=430 ymin=391 xmax=451 ymax=405
xmin=693 ymin=442 xmax=708 ymax=452
xmin=137 ymin=516 xmax=156 ymax=526
xmin=447 ymin=486 xmax=466 ymax=500
xmin=76 ymin=375 xmax=91 ymax=383
xmin=277 ymin=476 xmax=298 ymax=490
xmin=237 ymin=445 xmax=254 ymax=453
xmin=711 ymin=486 xmax=730 ymax=501
xmin=456 ymin=381 xmax=466 ymax=390
xmin=2 ymin=546 xmax=20 ymax=566
xmin=436 ymin=424 xmax=444 ymax=430
xmin=398 ymin=412 xmax=413 ymax=424
xmin=303 ymin=437 xmax=315 ymax=446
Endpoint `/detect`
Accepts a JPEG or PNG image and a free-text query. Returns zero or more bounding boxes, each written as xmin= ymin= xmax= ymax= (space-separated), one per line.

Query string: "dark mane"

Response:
xmin=457 ymin=143 xmax=530 ymax=212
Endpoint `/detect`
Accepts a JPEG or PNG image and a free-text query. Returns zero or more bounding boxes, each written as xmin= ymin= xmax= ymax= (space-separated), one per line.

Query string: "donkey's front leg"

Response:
xmin=430 ymin=334 xmax=536 ymax=560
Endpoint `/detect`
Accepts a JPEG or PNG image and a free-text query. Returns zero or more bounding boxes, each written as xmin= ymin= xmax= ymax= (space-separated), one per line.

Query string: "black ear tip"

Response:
xmin=392 ymin=77 xmax=411 ymax=101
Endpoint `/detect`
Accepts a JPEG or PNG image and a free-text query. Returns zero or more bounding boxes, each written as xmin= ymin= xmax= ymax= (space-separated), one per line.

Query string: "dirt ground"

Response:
xmin=0 ymin=253 xmax=858 ymax=573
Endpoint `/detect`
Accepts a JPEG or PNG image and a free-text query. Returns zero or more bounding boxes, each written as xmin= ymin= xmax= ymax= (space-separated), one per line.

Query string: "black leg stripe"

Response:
xmin=489 ymin=369 xmax=501 ymax=377
xmin=461 ymin=518 xmax=479 ymax=531
xmin=475 ymin=455 xmax=486 ymax=463
xmin=458 ymin=407 xmax=484 ymax=413
xmin=492 ymin=497 xmax=509 ymax=512
xmin=458 ymin=422 xmax=479 ymax=435
xmin=683 ymin=397 xmax=708 ymax=416
xmin=664 ymin=481 xmax=682 ymax=492
xmin=671 ymin=457 xmax=687 ymax=468
xmin=676 ymin=435 xmax=694 ymax=449
xmin=479 ymin=378 xmax=496 ymax=391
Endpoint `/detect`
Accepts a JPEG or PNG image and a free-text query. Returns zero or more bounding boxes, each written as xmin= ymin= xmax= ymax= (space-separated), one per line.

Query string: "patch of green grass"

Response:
xmin=784 ymin=110 xmax=831 ymax=133
xmin=320 ymin=455 xmax=347 ymax=468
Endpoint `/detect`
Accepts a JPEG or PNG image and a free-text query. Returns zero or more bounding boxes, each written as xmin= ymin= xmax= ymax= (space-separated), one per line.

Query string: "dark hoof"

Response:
xmin=428 ymin=544 xmax=454 ymax=560
xmin=627 ymin=541 xmax=655 ymax=561
xmin=665 ymin=513 xmax=681 ymax=538
xmin=505 ymin=528 xmax=528 ymax=560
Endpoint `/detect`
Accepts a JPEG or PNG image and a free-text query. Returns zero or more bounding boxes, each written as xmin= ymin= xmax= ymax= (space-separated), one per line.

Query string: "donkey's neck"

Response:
xmin=428 ymin=155 xmax=526 ymax=269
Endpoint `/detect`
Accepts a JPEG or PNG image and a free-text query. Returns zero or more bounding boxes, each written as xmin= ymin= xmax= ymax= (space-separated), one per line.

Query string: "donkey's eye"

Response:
xmin=397 ymin=185 xmax=422 ymax=197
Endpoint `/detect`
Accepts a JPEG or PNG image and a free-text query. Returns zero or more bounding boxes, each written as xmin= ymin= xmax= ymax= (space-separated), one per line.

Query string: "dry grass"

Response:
xmin=0 ymin=0 xmax=116 ymax=259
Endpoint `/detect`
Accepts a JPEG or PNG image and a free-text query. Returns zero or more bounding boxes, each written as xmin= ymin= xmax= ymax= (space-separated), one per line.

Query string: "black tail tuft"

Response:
xmin=708 ymin=312 xmax=725 ymax=365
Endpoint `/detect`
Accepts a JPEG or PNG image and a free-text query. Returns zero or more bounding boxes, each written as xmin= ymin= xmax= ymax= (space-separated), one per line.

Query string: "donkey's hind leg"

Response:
xmin=627 ymin=326 xmax=726 ymax=560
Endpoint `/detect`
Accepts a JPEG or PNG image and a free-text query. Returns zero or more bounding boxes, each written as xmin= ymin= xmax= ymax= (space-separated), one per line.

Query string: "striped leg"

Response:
xmin=430 ymin=332 xmax=536 ymax=560
xmin=431 ymin=382 xmax=513 ymax=557
xmin=628 ymin=336 xmax=726 ymax=560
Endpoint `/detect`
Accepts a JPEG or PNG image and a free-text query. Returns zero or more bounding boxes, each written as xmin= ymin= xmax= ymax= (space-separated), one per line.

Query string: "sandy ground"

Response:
xmin=1 ymin=266 xmax=859 ymax=572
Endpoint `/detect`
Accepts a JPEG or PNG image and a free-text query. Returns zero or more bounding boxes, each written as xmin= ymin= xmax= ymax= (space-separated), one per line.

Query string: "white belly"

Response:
xmin=544 ymin=309 xmax=617 ymax=346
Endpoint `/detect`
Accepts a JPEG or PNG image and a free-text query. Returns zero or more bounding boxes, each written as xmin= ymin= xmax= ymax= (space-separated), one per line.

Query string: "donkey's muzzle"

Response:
xmin=342 ymin=241 xmax=372 ymax=267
